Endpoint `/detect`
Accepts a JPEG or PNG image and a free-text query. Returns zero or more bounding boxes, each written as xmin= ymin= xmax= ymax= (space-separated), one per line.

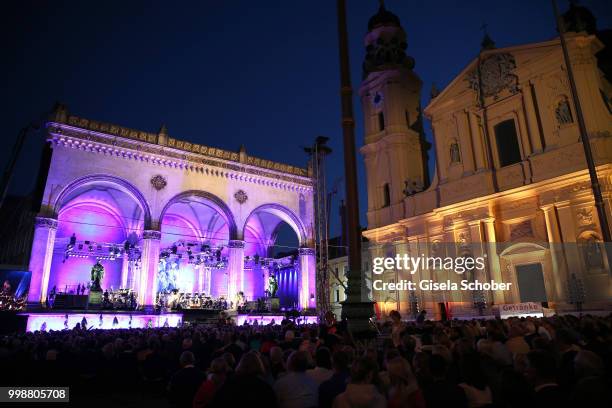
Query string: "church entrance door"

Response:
xmin=516 ymin=263 xmax=547 ymax=304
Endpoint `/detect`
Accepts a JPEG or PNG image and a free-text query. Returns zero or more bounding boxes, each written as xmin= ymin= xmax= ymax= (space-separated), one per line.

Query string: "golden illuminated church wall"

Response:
xmin=361 ymin=31 xmax=612 ymax=318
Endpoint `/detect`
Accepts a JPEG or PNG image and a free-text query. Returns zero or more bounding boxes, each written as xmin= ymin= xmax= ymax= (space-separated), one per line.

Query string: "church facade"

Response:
xmin=360 ymin=4 xmax=612 ymax=318
xmin=27 ymin=105 xmax=316 ymax=310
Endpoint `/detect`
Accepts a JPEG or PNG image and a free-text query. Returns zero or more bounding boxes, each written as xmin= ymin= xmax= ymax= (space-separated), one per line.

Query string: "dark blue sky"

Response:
xmin=3 ymin=0 xmax=610 ymax=240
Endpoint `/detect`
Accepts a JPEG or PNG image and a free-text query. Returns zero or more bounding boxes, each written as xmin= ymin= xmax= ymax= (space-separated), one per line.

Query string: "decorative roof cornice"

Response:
xmin=47 ymin=122 xmax=313 ymax=191
xmin=55 ymin=115 xmax=309 ymax=178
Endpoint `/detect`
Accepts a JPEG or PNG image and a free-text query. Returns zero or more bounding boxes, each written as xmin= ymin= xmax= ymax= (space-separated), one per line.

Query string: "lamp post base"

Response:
xmin=340 ymin=300 xmax=376 ymax=336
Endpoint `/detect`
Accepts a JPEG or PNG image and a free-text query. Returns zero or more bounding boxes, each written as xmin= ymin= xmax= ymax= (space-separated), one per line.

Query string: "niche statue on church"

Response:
xmin=90 ymin=261 xmax=104 ymax=291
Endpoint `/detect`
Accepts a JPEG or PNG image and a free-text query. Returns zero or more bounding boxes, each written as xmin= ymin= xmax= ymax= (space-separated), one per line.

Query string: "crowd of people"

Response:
xmin=0 ymin=312 xmax=610 ymax=407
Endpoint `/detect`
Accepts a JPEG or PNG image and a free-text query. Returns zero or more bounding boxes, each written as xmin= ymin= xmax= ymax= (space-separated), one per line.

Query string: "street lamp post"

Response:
xmin=336 ymin=0 xmax=375 ymax=334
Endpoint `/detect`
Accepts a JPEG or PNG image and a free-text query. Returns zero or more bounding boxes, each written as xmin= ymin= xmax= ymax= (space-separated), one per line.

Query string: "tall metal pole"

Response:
xmin=337 ymin=0 xmax=374 ymax=333
xmin=552 ymin=0 xmax=611 ymax=247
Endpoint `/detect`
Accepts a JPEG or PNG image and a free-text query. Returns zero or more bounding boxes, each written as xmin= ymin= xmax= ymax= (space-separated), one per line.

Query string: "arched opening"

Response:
xmin=159 ymin=192 xmax=235 ymax=299
xmin=243 ymin=204 xmax=306 ymax=310
xmin=49 ymin=177 xmax=148 ymax=300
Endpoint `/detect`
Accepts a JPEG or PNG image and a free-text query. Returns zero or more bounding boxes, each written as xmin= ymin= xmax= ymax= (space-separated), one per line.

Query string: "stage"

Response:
xmin=14 ymin=309 xmax=319 ymax=332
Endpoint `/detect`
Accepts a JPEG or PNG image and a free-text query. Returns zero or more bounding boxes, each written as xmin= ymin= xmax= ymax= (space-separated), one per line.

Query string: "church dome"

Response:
xmin=562 ymin=2 xmax=597 ymax=34
xmin=368 ymin=3 xmax=401 ymax=31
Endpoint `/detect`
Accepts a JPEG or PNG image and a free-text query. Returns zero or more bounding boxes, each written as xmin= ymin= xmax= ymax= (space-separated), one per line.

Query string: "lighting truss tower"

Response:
xmin=305 ymin=136 xmax=332 ymax=316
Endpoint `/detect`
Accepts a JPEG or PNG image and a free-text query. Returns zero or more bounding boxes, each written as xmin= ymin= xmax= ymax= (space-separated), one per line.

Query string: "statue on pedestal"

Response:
xmin=268 ymin=273 xmax=278 ymax=298
xmin=90 ymin=261 xmax=105 ymax=291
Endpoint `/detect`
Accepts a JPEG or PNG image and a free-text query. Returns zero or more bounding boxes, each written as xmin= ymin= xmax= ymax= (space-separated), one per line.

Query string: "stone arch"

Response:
xmin=159 ymin=190 xmax=238 ymax=240
xmin=499 ymin=242 xmax=552 ymax=303
xmin=243 ymin=203 xmax=307 ymax=246
xmin=53 ymin=173 xmax=152 ymax=229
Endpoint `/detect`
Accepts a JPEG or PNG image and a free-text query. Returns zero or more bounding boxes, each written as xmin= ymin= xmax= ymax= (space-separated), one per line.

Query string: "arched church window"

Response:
xmin=555 ymin=97 xmax=574 ymax=125
xmin=382 ymin=183 xmax=391 ymax=207
xmin=378 ymin=111 xmax=385 ymax=131
xmin=449 ymin=139 xmax=461 ymax=163
xmin=494 ymin=119 xmax=522 ymax=167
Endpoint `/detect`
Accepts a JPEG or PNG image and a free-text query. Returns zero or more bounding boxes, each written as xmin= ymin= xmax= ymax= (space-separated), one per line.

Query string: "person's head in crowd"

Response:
xmin=399 ymin=332 xmax=416 ymax=353
xmin=383 ymin=348 xmax=401 ymax=369
xmin=574 ymin=350 xmax=604 ymax=379
xmin=269 ymin=346 xmax=284 ymax=365
xmin=412 ymin=352 xmax=431 ymax=379
xmin=389 ymin=310 xmax=401 ymax=323
xmin=432 ymin=344 xmax=452 ymax=364
xmin=287 ymin=350 xmax=310 ymax=373
xmin=387 ymin=356 xmax=418 ymax=389
xmin=524 ymin=350 xmax=557 ymax=386
xmin=500 ymin=367 xmax=535 ymax=407
xmin=460 ymin=352 xmax=489 ymax=390
xmin=331 ymin=350 xmax=350 ymax=373
xmin=555 ymin=328 xmax=577 ymax=352
xmin=349 ymin=356 xmax=378 ymax=385
xmin=179 ymin=350 xmax=196 ymax=368
xmin=342 ymin=345 xmax=355 ymax=366
xmin=284 ymin=330 xmax=295 ymax=343
xmin=314 ymin=347 xmax=332 ymax=370
xmin=208 ymin=357 xmax=229 ymax=384
xmin=222 ymin=352 xmax=236 ymax=370
xmin=236 ymin=351 xmax=265 ymax=377
xmin=429 ymin=354 xmax=448 ymax=380
xmin=182 ymin=337 xmax=193 ymax=350
xmin=455 ymin=337 xmax=474 ymax=356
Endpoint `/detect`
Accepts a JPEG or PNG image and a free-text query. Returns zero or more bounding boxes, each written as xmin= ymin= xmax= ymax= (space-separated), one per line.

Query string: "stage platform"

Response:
xmin=14 ymin=309 xmax=319 ymax=332
xmin=20 ymin=311 xmax=184 ymax=332
xmin=235 ymin=314 xmax=318 ymax=325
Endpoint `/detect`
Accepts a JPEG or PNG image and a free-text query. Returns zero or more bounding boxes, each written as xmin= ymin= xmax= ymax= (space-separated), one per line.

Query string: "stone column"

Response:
xmin=469 ymin=220 xmax=494 ymax=306
xmin=27 ymin=217 xmax=58 ymax=305
xmin=521 ymin=84 xmax=543 ymax=153
xmin=120 ymin=255 xmax=129 ymax=289
xmin=139 ymin=230 xmax=161 ymax=309
xmin=482 ymin=218 xmax=504 ymax=304
xmin=227 ymin=240 xmax=245 ymax=306
xmin=299 ymin=247 xmax=316 ymax=309
xmin=205 ymin=267 xmax=212 ymax=295
xmin=468 ymin=110 xmax=487 ymax=171
xmin=555 ymin=202 xmax=581 ymax=290
xmin=542 ymin=205 xmax=567 ymax=302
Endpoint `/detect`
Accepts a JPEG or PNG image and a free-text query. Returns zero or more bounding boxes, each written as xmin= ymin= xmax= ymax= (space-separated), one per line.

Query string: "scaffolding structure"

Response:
xmin=305 ymin=136 xmax=332 ymax=316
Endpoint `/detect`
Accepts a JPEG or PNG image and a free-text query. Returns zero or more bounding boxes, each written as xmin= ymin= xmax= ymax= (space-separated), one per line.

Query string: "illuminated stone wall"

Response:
xmin=27 ymin=112 xmax=316 ymax=310
xmin=360 ymin=28 xmax=612 ymax=317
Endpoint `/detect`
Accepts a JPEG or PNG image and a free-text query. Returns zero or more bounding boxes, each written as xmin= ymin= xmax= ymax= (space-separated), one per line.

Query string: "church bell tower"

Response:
xmin=359 ymin=2 xmax=430 ymax=228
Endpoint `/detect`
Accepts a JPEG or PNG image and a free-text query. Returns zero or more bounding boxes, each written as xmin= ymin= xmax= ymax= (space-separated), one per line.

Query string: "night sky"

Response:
xmin=3 ymin=0 xmax=611 ymax=243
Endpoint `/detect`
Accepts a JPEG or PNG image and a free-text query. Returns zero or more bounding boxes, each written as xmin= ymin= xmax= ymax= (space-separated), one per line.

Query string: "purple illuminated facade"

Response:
xmin=27 ymin=105 xmax=316 ymax=311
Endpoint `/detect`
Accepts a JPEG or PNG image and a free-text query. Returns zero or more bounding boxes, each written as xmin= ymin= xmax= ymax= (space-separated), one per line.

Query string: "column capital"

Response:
xmin=540 ymin=204 xmax=555 ymax=212
xmin=298 ymin=247 xmax=315 ymax=256
xmin=468 ymin=219 xmax=483 ymax=227
xmin=228 ymin=240 xmax=245 ymax=249
xmin=143 ymin=230 xmax=161 ymax=240
xmin=34 ymin=216 xmax=58 ymax=230
xmin=482 ymin=217 xmax=496 ymax=224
